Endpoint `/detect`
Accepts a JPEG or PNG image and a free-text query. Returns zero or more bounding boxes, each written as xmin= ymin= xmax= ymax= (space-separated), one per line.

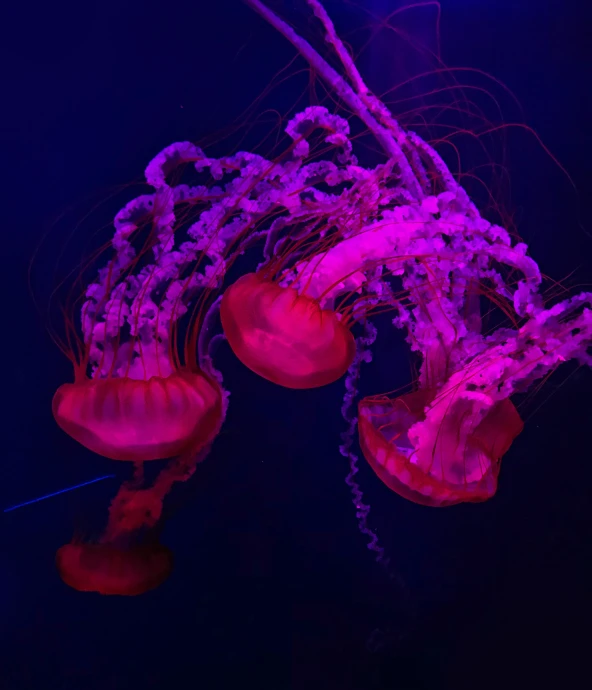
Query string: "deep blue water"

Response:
xmin=1 ymin=1 xmax=590 ymax=688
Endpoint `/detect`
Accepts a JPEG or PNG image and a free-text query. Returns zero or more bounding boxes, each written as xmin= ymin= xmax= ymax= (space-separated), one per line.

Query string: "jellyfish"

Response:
xmin=359 ymin=292 xmax=592 ymax=507
xmin=214 ymin=90 xmax=420 ymax=390
xmin=219 ymin=104 xmax=418 ymax=390
xmin=358 ymin=391 xmax=524 ymax=507
xmin=51 ymin=140 xmax=238 ymax=460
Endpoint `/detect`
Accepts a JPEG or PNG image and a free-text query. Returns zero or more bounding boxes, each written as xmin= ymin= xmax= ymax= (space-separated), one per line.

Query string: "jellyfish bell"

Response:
xmin=56 ymin=541 xmax=173 ymax=596
xmin=221 ymin=272 xmax=356 ymax=389
xmin=52 ymin=368 xmax=223 ymax=461
xmin=359 ymin=285 xmax=592 ymax=509
xmin=358 ymin=389 xmax=524 ymax=507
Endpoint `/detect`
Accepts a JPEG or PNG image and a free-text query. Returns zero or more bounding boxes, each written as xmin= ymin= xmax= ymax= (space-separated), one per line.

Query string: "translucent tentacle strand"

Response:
xmin=339 ymin=320 xmax=387 ymax=562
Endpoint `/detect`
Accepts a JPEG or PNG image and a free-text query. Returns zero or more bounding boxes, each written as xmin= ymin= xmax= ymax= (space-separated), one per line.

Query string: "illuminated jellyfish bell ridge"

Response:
xmin=52 ymin=369 xmax=223 ymax=462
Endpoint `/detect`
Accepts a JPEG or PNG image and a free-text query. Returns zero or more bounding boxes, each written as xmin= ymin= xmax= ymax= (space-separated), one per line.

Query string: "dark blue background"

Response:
xmin=1 ymin=1 xmax=590 ymax=688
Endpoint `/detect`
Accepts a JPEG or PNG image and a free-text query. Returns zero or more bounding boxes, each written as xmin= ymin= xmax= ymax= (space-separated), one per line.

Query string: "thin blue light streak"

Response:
xmin=3 ymin=475 xmax=116 ymax=513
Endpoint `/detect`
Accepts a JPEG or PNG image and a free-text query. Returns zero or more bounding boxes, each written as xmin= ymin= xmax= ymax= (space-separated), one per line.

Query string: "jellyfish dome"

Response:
xmin=358 ymin=391 xmax=524 ymax=507
xmin=56 ymin=542 xmax=173 ymax=596
xmin=221 ymin=272 xmax=356 ymax=388
xmin=52 ymin=369 xmax=222 ymax=462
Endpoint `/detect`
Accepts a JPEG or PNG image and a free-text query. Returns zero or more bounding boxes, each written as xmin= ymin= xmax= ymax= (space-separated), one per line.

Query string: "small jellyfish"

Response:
xmin=56 ymin=542 xmax=173 ymax=596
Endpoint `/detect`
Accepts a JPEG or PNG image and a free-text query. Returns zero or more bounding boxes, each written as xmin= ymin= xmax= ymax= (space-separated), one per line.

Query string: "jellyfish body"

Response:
xmin=52 ymin=369 xmax=223 ymax=461
xmin=56 ymin=542 xmax=173 ymax=596
xmin=358 ymin=390 xmax=524 ymax=507
xmin=221 ymin=272 xmax=356 ymax=389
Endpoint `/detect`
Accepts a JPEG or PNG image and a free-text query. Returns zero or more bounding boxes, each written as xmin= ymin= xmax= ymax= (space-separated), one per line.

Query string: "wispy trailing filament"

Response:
xmin=4 ymin=475 xmax=115 ymax=513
